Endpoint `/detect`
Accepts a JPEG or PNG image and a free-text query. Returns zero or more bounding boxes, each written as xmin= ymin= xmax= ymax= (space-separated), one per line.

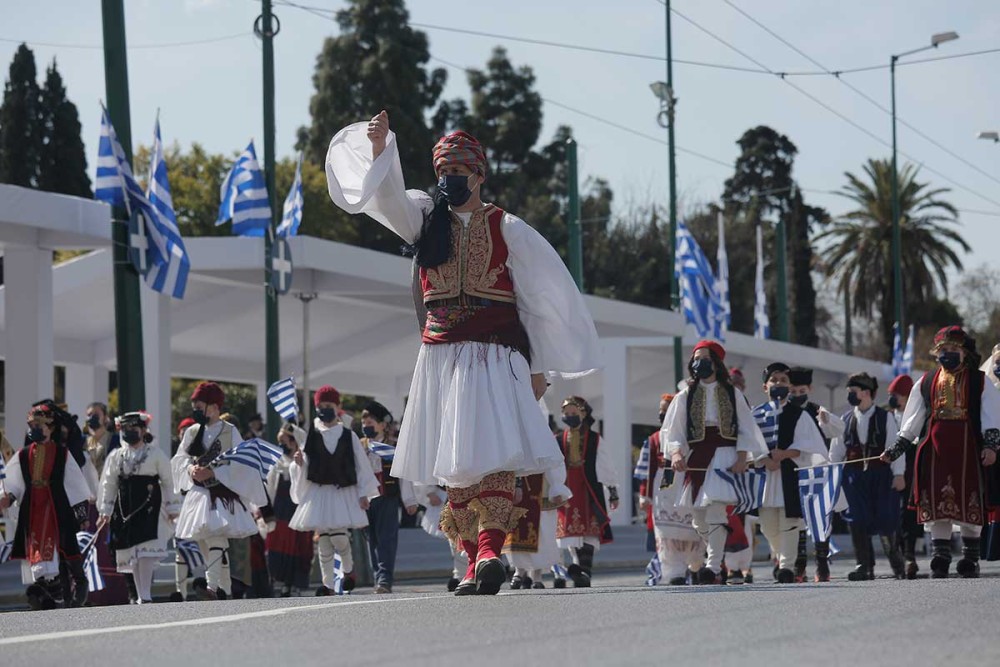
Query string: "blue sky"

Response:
xmin=5 ymin=0 xmax=999 ymax=277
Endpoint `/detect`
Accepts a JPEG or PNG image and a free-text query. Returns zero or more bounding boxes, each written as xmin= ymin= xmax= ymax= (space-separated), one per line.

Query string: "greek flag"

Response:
xmin=714 ymin=211 xmax=731 ymax=337
xmin=633 ymin=439 xmax=652 ymax=480
xmin=551 ymin=563 xmax=569 ymax=581
xmin=276 ymin=153 xmax=303 ymax=238
xmin=892 ymin=323 xmax=904 ymax=376
xmin=368 ymin=442 xmax=395 ymax=461
xmin=902 ymin=325 xmax=915 ymax=376
xmin=95 ymin=107 xmax=189 ymax=299
xmin=0 ymin=456 xmax=5 ymax=480
xmin=0 ymin=540 xmax=12 ymax=564
xmin=76 ymin=531 xmax=105 ymax=592
xmin=713 ymin=468 xmax=766 ymax=514
xmin=754 ymin=225 xmax=770 ymax=339
xmin=332 ymin=552 xmax=345 ymax=595
xmin=215 ymin=438 xmax=284 ymax=482
xmin=645 ymin=554 xmax=662 ymax=587
xmin=217 ymin=141 xmax=272 ymax=237
xmin=675 ymin=220 xmax=725 ymax=341
xmin=752 ymin=400 xmax=783 ymax=450
xmin=176 ymin=539 xmax=205 ymax=570
xmin=267 ymin=377 xmax=298 ymax=421
xmin=797 ymin=463 xmax=845 ymax=545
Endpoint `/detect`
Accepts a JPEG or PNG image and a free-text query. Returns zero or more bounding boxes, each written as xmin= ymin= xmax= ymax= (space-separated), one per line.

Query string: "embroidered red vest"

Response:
xmin=419 ymin=204 xmax=515 ymax=304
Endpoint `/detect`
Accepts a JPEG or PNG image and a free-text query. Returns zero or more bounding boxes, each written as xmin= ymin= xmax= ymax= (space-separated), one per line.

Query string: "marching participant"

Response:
xmin=886 ymin=374 xmax=922 ymax=577
xmin=831 ymin=373 xmax=905 ymax=581
xmin=326 ymin=111 xmax=601 ymax=595
xmin=506 ymin=460 xmax=570 ymax=590
xmin=172 ymin=382 xmax=261 ymax=600
xmin=289 ymin=386 xmax=379 ymax=595
xmin=555 ymin=396 xmax=617 ymax=587
xmin=883 ymin=326 xmax=1000 ymax=578
xmin=361 ymin=401 xmax=418 ymax=594
xmin=752 ymin=363 xmax=829 ymax=584
xmin=981 ymin=345 xmax=1000 ymax=562
xmin=0 ymin=404 xmax=92 ymax=609
xmin=663 ymin=341 xmax=767 ymax=584
xmin=97 ymin=411 xmax=179 ymax=603
xmin=265 ymin=424 xmax=313 ymax=597
xmin=84 ymin=401 xmax=118 ymax=479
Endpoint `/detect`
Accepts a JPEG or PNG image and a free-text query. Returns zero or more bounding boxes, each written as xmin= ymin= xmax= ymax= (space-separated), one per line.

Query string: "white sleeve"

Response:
xmin=885 ymin=411 xmax=906 ymax=476
xmin=819 ymin=408 xmax=846 ymax=440
xmin=97 ymin=451 xmax=119 ymax=516
xmin=735 ymin=389 xmax=769 ymax=456
xmin=502 ymin=215 xmax=602 ymax=377
xmin=790 ymin=413 xmax=830 ymax=467
xmin=594 ymin=435 xmax=617 ymax=487
xmin=399 ymin=479 xmax=418 ymax=508
xmin=4 ymin=453 xmax=25 ymax=501
xmin=543 ymin=459 xmax=572 ymax=503
xmin=288 ymin=458 xmax=308 ymax=505
xmin=63 ymin=450 xmax=92 ymax=508
xmin=265 ymin=462 xmax=282 ymax=504
xmin=661 ymin=389 xmax=689 ymax=457
xmin=81 ymin=454 xmax=99 ymax=501
xmin=325 ymin=123 xmax=432 ymax=245
xmin=898 ymin=376 xmax=928 ymax=443
xmin=352 ymin=434 xmax=381 ymax=501
xmin=979 ymin=376 xmax=1000 ymax=434
xmin=155 ymin=449 xmax=182 ymax=514
xmin=170 ymin=426 xmax=197 ymax=495
xmin=829 ymin=437 xmax=846 ymax=464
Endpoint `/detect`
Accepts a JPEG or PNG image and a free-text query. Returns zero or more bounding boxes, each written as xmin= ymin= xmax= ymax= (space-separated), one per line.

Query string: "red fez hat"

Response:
xmin=177 ymin=417 xmax=196 ymax=434
xmin=191 ymin=381 xmax=224 ymax=408
xmin=887 ymin=375 xmax=914 ymax=397
xmin=692 ymin=340 xmax=726 ymax=362
xmin=314 ymin=385 xmax=341 ymax=407
xmin=932 ymin=325 xmax=968 ymax=351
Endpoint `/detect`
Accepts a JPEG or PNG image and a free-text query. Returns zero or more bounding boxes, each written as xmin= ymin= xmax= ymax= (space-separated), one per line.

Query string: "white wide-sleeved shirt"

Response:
xmin=829 ymin=405 xmax=905 ymax=476
xmin=661 ymin=381 xmax=768 ymax=458
xmin=898 ymin=371 xmax=1000 ymax=444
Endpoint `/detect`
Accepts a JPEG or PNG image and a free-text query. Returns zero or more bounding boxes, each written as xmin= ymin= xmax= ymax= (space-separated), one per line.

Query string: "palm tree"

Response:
xmin=817 ymin=158 xmax=969 ymax=352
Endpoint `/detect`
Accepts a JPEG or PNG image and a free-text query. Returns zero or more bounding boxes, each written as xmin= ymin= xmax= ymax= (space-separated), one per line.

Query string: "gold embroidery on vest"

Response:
xmin=933 ymin=369 xmax=968 ymax=421
xmin=717 ymin=386 xmax=737 ymax=441
xmin=688 ymin=385 xmax=706 ymax=444
xmin=565 ymin=430 xmax=584 ymax=467
xmin=422 ymin=205 xmax=515 ymax=304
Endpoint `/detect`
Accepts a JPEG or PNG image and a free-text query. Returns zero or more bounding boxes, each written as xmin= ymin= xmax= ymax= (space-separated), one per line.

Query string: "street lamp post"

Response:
xmin=978 ymin=131 xmax=999 ymax=143
xmin=652 ymin=0 xmax=683 ymax=387
xmin=890 ymin=31 xmax=958 ymax=335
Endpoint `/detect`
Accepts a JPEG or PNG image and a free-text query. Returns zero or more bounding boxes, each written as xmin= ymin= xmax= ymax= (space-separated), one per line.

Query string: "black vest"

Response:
xmin=378 ymin=455 xmax=400 ymax=496
xmin=110 ymin=474 xmax=161 ymax=550
xmin=685 ymin=381 xmax=739 ymax=443
xmin=776 ymin=405 xmax=805 ymax=519
xmin=304 ymin=426 xmax=357 ymax=487
xmin=11 ymin=443 xmax=83 ymax=560
xmin=842 ymin=407 xmax=889 ymax=459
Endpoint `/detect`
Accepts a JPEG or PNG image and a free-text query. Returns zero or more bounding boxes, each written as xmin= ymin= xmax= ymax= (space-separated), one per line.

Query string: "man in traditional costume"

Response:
xmin=0 ymin=404 xmax=92 ymax=609
xmin=787 ymin=367 xmax=844 ymax=582
xmin=97 ymin=411 xmax=179 ymax=603
xmin=664 ymin=341 xmax=767 ymax=584
xmin=639 ymin=394 xmax=705 ymax=585
xmin=884 ymin=326 xmax=1000 ymax=578
xmin=172 ymin=382 xmax=262 ymax=599
xmin=752 ymin=363 xmax=829 ymax=584
xmin=830 ymin=373 xmax=905 ymax=580
xmin=361 ymin=400 xmax=417 ymax=594
xmin=325 ymin=111 xmax=601 ymax=595
xmin=289 ymin=386 xmax=379 ymax=595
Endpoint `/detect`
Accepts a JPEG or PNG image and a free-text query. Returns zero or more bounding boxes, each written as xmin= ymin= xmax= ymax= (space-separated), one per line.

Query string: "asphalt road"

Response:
xmin=1 ymin=562 xmax=997 ymax=667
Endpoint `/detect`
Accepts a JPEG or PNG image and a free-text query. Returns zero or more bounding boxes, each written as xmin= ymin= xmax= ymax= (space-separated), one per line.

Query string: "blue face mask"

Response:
xmin=317 ymin=408 xmax=337 ymax=424
xmin=938 ymin=351 xmax=961 ymax=371
xmin=362 ymin=425 xmax=378 ymax=439
xmin=437 ymin=174 xmax=473 ymax=207
xmin=994 ymin=364 xmax=1000 ymax=380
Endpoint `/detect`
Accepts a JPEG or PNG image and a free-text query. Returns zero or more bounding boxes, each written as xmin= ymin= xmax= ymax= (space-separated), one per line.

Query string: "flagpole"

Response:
xmin=101 ymin=0 xmax=146 ymax=413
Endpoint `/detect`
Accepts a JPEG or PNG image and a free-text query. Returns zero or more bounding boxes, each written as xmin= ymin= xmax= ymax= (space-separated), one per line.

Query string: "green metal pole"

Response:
xmin=566 ymin=138 xmax=583 ymax=290
xmin=101 ymin=0 xmax=145 ymax=412
xmin=774 ymin=199 xmax=789 ymax=342
xmin=260 ymin=0 xmax=280 ymax=441
xmin=890 ymin=55 xmax=904 ymax=336
xmin=666 ymin=0 xmax=683 ymax=383
xmin=844 ymin=285 xmax=853 ymax=355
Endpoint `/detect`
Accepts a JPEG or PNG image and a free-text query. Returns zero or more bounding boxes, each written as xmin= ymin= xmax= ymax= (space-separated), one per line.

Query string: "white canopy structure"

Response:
xmin=0 ymin=184 xmax=890 ymax=525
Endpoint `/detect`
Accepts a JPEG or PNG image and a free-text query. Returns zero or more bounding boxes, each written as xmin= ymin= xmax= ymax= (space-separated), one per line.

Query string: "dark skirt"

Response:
xmin=266 ymin=520 xmax=314 ymax=589
xmin=842 ymin=463 xmax=901 ymax=536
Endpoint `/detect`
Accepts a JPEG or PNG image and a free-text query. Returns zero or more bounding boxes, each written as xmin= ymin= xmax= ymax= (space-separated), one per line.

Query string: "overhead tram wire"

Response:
xmin=0 ymin=32 xmax=251 ymax=50
xmin=720 ymin=0 xmax=1000 ymax=190
xmin=660 ymin=0 xmax=1000 ymax=210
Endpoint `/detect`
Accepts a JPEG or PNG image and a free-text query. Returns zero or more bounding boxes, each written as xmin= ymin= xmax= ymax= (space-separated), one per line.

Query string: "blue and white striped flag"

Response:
xmin=797 ymin=463 xmax=845 ymax=545
xmin=551 ymin=563 xmax=569 ymax=581
xmin=892 ymin=322 xmax=904 ymax=376
xmin=901 ymin=325 xmax=914 ymax=376
xmin=175 ymin=539 xmax=205 ymax=570
xmin=754 ymin=225 xmax=770 ymax=340
xmin=276 ymin=153 xmax=303 ymax=238
xmin=0 ymin=540 xmax=12 ymax=564
xmin=713 ymin=468 xmax=767 ymax=514
xmin=367 ymin=441 xmax=395 ymax=461
xmin=675 ymin=220 xmax=725 ymax=341
xmin=0 ymin=456 xmax=5 ymax=480
xmin=332 ymin=552 xmax=345 ymax=595
xmin=267 ymin=377 xmax=298 ymax=422
xmin=645 ymin=554 xmax=662 ymax=587
xmin=145 ymin=117 xmax=190 ymax=299
xmin=633 ymin=439 xmax=652 ymax=480
xmin=76 ymin=531 xmax=105 ymax=592
xmin=94 ymin=106 xmax=189 ymax=299
xmin=217 ymin=141 xmax=272 ymax=237
xmin=215 ymin=438 xmax=283 ymax=483
xmin=714 ymin=211 xmax=731 ymax=339
xmin=752 ymin=400 xmax=782 ymax=451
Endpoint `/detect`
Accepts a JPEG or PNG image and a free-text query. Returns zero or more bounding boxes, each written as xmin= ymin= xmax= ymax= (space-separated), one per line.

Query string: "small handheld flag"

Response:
xmin=267 ymin=377 xmax=299 ymax=422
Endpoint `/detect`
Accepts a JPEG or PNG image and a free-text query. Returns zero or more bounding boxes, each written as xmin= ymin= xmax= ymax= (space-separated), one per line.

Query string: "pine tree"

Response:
xmin=38 ymin=59 xmax=91 ymax=196
xmin=0 ymin=43 xmax=42 ymax=187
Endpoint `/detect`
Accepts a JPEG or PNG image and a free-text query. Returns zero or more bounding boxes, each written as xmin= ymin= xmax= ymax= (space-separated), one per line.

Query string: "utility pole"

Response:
xmin=257 ymin=0 xmax=280 ymax=441
xmin=297 ymin=292 xmax=317 ymax=427
xmin=665 ymin=0 xmax=683 ymax=384
xmin=566 ymin=138 xmax=583 ymax=290
xmin=101 ymin=0 xmax=145 ymax=411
